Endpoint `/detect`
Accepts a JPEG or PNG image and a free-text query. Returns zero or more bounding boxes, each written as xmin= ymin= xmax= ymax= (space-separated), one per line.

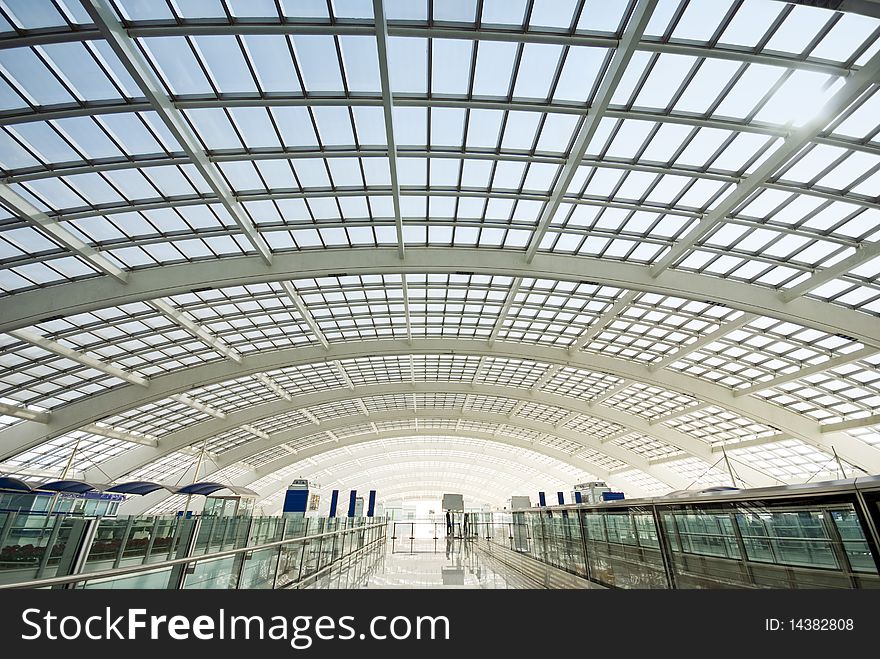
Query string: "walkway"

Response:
xmin=306 ymin=533 xmax=537 ymax=589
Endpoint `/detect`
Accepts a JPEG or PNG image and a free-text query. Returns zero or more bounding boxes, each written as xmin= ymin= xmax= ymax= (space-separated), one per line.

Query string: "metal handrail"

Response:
xmin=0 ymin=519 xmax=387 ymax=590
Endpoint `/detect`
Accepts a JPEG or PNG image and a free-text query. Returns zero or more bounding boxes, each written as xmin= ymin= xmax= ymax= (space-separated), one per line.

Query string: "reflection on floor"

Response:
xmin=306 ymin=534 xmax=539 ymax=589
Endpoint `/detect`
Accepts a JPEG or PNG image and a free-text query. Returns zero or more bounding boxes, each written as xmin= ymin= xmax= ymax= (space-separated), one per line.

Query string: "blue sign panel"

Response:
xmin=348 ymin=490 xmax=357 ymax=517
xmin=283 ymin=488 xmax=309 ymax=513
xmin=329 ymin=490 xmax=339 ymax=517
xmin=367 ymin=490 xmax=376 ymax=517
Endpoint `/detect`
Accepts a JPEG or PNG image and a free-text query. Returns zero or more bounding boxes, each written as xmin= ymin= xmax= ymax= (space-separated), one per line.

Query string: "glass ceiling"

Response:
xmin=0 ymin=0 xmax=879 ymax=510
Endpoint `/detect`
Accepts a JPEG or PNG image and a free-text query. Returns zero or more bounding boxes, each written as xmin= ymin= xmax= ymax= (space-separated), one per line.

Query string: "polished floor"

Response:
xmin=306 ymin=534 xmax=538 ymax=589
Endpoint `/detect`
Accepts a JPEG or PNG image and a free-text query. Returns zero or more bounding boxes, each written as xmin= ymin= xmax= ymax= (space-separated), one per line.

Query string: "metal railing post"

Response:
xmin=167 ymin=517 xmax=201 ymax=590
xmin=113 ymin=516 xmax=136 ymax=568
xmin=652 ymin=506 xmax=678 ymax=589
xmin=35 ymin=515 xmax=65 ymax=579
xmin=54 ymin=518 xmax=100 ymax=589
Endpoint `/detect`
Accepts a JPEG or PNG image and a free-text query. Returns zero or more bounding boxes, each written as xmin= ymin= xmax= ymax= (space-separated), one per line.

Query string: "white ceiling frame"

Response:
xmin=280 ymin=281 xmax=330 ymax=350
xmin=2 ymin=249 xmax=876 ymax=348
xmin=0 ymin=183 xmax=126 ymax=282
xmin=9 ymin=328 xmax=148 ymax=387
xmin=372 ymin=0 xmax=405 ymax=259
xmin=525 ymin=0 xmax=659 ymax=262
xmin=9 ymin=338 xmax=880 ymax=474
xmin=148 ymin=299 xmax=241 ymax=363
xmin=82 ymin=0 xmax=273 ymax=264
xmin=649 ymin=49 xmax=880 ymax=277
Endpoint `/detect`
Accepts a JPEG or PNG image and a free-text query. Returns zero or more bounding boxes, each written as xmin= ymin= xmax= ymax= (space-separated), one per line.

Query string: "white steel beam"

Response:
xmin=733 ymin=346 xmax=878 ymax=398
xmin=83 ymin=381 xmax=771 ymax=488
xmin=507 ymin=400 xmax=527 ymax=419
xmin=9 ymin=328 xmax=148 ymax=387
xmin=242 ymin=424 xmax=269 ymax=441
xmin=7 ymin=339 xmax=880 ymax=475
xmin=489 ymin=277 xmax=523 ymax=345
xmin=649 ymin=313 xmax=758 ymax=372
xmin=599 ymin=429 xmax=630 ymax=444
xmin=333 ymin=361 xmax=355 ymax=390
xmin=649 ymin=402 xmax=711 ymax=426
xmin=254 ymin=373 xmax=292 ymax=401
xmin=82 ymin=0 xmax=272 ymax=264
xmin=157 ymin=419 xmax=687 ymax=513
xmin=554 ymin=411 xmax=580 ymax=429
xmin=0 ymin=401 xmax=49 ymax=423
xmin=300 ymin=409 xmax=321 ymax=426
xmin=0 ymin=184 xmax=126 ymax=282
xmin=780 ymin=240 xmax=880 ymax=302
xmin=355 ymin=398 xmax=371 ymax=417
xmin=471 ymin=356 xmax=488 ymax=386
xmin=650 ymin=49 xmax=880 ymax=276
xmin=280 ymin=281 xmax=329 ymax=349
xmin=372 ymin=0 xmax=405 ymax=259
xmin=532 ymin=364 xmax=564 ymax=391
xmin=569 ymin=291 xmax=639 ymax=353
xmin=525 ymin=0 xmax=659 ymax=261
xmin=82 ymin=422 xmax=157 ymax=447
xmin=590 ymin=380 xmax=632 ymax=407
xmin=401 ymin=276 xmax=413 ymax=343
xmin=148 ymin=299 xmax=241 ymax=363
xmin=822 ymin=414 xmax=880 ymax=433
xmin=171 ymin=393 xmax=225 ymax=419
xmin=2 ymin=249 xmax=876 ymax=349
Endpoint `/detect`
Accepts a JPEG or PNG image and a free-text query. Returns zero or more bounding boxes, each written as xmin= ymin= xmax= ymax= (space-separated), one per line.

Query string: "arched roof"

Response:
xmin=0 ymin=0 xmax=879 ymax=511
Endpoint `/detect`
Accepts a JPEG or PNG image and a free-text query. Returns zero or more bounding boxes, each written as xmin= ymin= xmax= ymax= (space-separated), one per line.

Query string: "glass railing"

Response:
xmin=469 ymin=485 xmax=880 ymax=589
xmin=0 ymin=513 xmax=386 ymax=589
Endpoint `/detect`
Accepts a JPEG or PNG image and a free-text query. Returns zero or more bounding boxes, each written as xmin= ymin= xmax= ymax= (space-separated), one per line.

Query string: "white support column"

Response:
xmin=554 ymin=411 xmax=580 ymax=429
xmin=488 ymin=277 xmax=523 ymax=345
xmin=82 ymin=0 xmax=273 ymax=264
xmin=599 ymin=429 xmax=630 ymax=444
xmin=590 ymin=379 xmax=632 ymax=407
xmin=401 ymin=276 xmax=413 ymax=343
xmin=300 ymin=409 xmax=322 ymax=426
xmin=171 ymin=393 xmax=225 ymax=419
xmin=733 ymin=346 xmax=878 ymax=398
xmin=0 ymin=184 xmax=126 ymax=282
xmin=649 ymin=402 xmax=711 ymax=426
xmin=179 ymin=445 xmax=220 ymax=462
xmin=333 ymin=361 xmax=355 ymax=390
xmin=780 ymin=241 xmax=880 ymax=302
xmin=372 ymin=0 xmax=405 ymax=259
xmin=531 ymin=363 xmax=563 ymax=391
xmin=0 ymin=401 xmax=49 ymax=423
xmin=254 ymin=373 xmax=293 ymax=401
xmin=471 ymin=356 xmax=487 ymax=385
xmin=507 ymin=400 xmax=527 ymax=419
xmin=355 ymin=398 xmax=371 ymax=417
xmin=822 ymin=414 xmax=880 ymax=434
xmin=82 ymin=422 xmax=157 ymax=448
xmin=242 ymin=424 xmax=269 ymax=441
xmin=569 ymin=291 xmax=639 ymax=353
xmin=280 ymin=281 xmax=329 ymax=350
xmin=9 ymin=328 xmax=148 ymax=387
xmin=651 ymin=50 xmax=880 ymax=277
xmin=525 ymin=0 xmax=660 ymax=261
xmin=649 ymin=313 xmax=758 ymax=372
xmin=148 ymin=299 xmax=241 ymax=363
